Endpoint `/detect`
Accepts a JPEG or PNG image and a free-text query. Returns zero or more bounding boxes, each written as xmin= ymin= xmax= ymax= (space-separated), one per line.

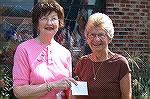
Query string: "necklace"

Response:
xmin=89 ymin=52 xmax=112 ymax=81
xmin=92 ymin=61 xmax=103 ymax=81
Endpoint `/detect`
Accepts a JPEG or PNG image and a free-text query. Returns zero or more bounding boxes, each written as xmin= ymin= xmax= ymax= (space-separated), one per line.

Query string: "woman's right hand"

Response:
xmin=52 ymin=77 xmax=78 ymax=90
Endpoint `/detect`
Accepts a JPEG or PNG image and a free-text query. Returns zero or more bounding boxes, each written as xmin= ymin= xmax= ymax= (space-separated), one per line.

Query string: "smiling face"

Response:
xmin=38 ymin=11 xmax=59 ymax=37
xmin=84 ymin=13 xmax=114 ymax=53
xmin=85 ymin=27 xmax=111 ymax=52
xmin=32 ymin=1 xmax=64 ymax=38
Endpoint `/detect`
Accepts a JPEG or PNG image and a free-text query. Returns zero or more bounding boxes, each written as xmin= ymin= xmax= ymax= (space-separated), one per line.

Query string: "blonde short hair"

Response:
xmin=85 ymin=13 xmax=114 ymax=39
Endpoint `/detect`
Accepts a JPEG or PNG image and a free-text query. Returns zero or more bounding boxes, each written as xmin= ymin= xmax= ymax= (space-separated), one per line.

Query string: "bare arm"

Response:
xmin=120 ymin=72 xmax=132 ymax=99
xmin=13 ymin=83 xmax=49 ymax=99
xmin=13 ymin=77 xmax=77 ymax=98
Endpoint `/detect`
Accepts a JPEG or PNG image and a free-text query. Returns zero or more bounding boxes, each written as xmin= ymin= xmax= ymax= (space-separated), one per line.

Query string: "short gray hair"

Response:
xmin=85 ymin=13 xmax=114 ymax=39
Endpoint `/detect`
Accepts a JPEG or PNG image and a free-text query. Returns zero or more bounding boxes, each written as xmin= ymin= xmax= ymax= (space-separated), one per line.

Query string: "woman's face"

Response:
xmin=38 ymin=11 xmax=59 ymax=37
xmin=86 ymin=27 xmax=111 ymax=52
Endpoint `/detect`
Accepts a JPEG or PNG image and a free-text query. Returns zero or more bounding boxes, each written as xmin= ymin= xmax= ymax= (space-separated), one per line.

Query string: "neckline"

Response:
xmin=87 ymin=53 xmax=116 ymax=63
xmin=34 ymin=38 xmax=57 ymax=47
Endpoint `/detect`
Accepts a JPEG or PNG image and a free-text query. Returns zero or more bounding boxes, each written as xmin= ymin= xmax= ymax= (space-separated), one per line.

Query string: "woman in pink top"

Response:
xmin=13 ymin=0 xmax=77 ymax=99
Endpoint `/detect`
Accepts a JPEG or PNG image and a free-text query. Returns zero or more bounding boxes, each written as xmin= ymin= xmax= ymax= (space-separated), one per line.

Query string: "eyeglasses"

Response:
xmin=39 ymin=17 xmax=59 ymax=23
xmin=87 ymin=33 xmax=107 ymax=39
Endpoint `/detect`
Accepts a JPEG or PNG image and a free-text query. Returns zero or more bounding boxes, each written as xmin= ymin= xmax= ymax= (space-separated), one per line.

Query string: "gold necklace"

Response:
xmin=92 ymin=61 xmax=103 ymax=81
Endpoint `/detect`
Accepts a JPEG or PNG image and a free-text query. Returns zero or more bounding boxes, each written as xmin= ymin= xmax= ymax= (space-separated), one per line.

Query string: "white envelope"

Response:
xmin=71 ymin=81 xmax=88 ymax=95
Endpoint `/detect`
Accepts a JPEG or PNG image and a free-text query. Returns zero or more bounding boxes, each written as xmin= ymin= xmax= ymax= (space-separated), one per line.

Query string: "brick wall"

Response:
xmin=106 ymin=0 xmax=150 ymax=55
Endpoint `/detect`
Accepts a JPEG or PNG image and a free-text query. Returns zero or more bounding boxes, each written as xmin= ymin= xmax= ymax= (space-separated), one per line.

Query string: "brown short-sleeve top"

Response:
xmin=74 ymin=53 xmax=131 ymax=97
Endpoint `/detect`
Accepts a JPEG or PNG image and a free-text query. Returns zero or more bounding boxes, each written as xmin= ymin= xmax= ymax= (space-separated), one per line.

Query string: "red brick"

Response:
xmin=125 ymin=20 xmax=134 ymax=23
xmin=140 ymin=2 xmax=148 ymax=5
xmin=142 ymin=9 xmax=149 ymax=12
xmin=127 ymin=12 xmax=135 ymax=16
xmin=115 ymin=20 xmax=125 ymax=23
xmin=119 ymin=32 xmax=128 ymax=35
xmin=140 ymin=13 xmax=145 ymax=16
xmin=114 ymin=28 xmax=125 ymax=31
xmin=113 ymin=0 xmax=120 ymax=3
xmin=136 ymin=4 xmax=146 ymax=8
xmin=115 ymin=12 xmax=125 ymax=15
xmin=131 ymin=1 xmax=137 ymax=4
xmin=122 ymin=16 xmax=129 ymax=19
xmin=114 ymin=24 xmax=119 ymax=27
xmin=113 ymin=8 xmax=119 ymax=11
xmin=134 ymin=21 xmax=139 ymax=24
xmin=106 ymin=8 xmax=113 ymax=11
xmin=106 ymin=12 xmax=115 ymax=15
xmin=122 ymin=8 xmax=129 ymax=11
xmin=133 ymin=9 xmax=140 ymax=12
xmin=106 ymin=3 xmax=114 ymax=7
xmin=120 ymin=0 xmax=130 ymax=3
xmin=114 ymin=36 xmax=124 ymax=39
xmin=133 ymin=17 xmax=140 ymax=20
xmin=107 ymin=0 xmax=113 ymax=2
xmin=112 ymin=40 xmax=119 ymax=43
xmin=106 ymin=0 xmax=149 ymax=53
xmin=126 ymin=4 xmax=131 ymax=7
xmin=119 ymin=24 xmax=126 ymax=27
xmin=120 ymin=4 xmax=125 ymax=7
xmin=110 ymin=16 xmax=119 ymax=19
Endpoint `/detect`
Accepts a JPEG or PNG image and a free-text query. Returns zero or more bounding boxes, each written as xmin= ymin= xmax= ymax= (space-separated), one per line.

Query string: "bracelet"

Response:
xmin=47 ymin=83 xmax=53 ymax=92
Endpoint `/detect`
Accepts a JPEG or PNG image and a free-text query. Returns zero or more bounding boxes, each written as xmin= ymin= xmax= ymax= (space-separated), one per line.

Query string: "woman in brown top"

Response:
xmin=74 ymin=13 xmax=132 ymax=99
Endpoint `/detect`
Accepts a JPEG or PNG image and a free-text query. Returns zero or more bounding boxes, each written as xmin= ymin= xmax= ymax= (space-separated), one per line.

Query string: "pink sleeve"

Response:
xmin=13 ymin=45 xmax=30 ymax=86
xmin=64 ymin=50 xmax=72 ymax=77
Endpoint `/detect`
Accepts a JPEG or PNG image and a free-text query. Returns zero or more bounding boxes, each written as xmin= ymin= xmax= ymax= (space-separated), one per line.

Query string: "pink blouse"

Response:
xmin=13 ymin=39 xmax=72 ymax=99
